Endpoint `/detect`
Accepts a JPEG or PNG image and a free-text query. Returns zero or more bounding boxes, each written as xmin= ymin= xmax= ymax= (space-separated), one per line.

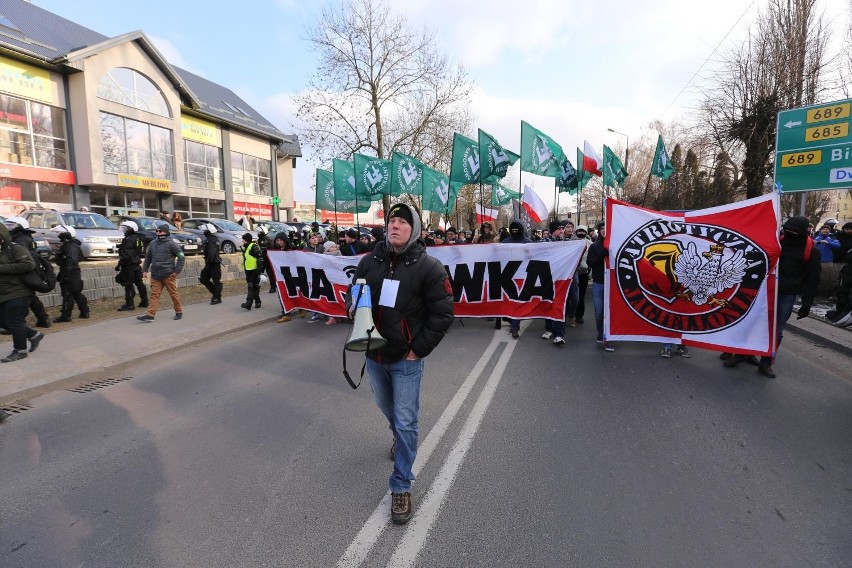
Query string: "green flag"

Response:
xmin=354 ymin=153 xmax=391 ymax=200
xmin=448 ymin=181 xmax=465 ymax=213
xmin=315 ymin=168 xmax=336 ymax=211
xmin=576 ymin=148 xmax=593 ymax=191
xmin=651 ymin=135 xmax=674 ymax=180
xmin=331 ymin=160 xmax=370 ymax=213
xmin=422 ymin=166 xmax=451 ymax=213
xmin=602 ymin=145 xmax=628 ymax=188
xmin=491 ymin=183 xmax=520 ymax=206
xmin=389 ymin=152 xmax=425 ymax=196
xmin=479 ymin=128 xmax=519 ymax=182
xmin=520 ymin=121 xmax=566 ymax=178
xmin=555 ymin=156 xmax=579 ymax=194
xmin=449 ymin=133 xmax=481 ymax=185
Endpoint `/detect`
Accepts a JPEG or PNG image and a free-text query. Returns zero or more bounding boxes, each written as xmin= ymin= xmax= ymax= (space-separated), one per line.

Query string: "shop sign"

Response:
xmin=117 ymin=174 xmax=172 ymax=191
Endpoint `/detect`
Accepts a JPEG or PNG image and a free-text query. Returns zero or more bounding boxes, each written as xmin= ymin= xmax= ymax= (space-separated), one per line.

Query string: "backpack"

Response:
xmin=22 ymin=252 xmax=57 ymax=293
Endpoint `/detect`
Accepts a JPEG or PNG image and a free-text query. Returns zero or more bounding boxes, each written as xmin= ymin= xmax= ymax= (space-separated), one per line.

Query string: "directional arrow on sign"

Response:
xmin=784 ymin=120 xmax=802 ymax=128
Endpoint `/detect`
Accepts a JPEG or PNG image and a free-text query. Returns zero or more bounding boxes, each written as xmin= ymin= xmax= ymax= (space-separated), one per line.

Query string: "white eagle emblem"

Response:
xmin=673 ymin=242 xmax=747 ymax=306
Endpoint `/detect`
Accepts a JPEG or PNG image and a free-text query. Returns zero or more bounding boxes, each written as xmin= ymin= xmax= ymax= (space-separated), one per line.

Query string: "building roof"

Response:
xmin=0 ymin=0 xmax=299 ymax=151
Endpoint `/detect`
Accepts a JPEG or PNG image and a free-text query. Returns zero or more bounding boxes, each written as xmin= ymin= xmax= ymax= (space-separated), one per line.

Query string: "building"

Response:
xmin=0 ymin=1 xmax=300 ymax=222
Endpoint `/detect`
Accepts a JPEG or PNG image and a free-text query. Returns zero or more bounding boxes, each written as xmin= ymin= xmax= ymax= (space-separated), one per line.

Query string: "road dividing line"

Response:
xmin=337 ymin=331 xmax=506 ymax=568
xmin=387 ymin=326 xmax=521 ymax=567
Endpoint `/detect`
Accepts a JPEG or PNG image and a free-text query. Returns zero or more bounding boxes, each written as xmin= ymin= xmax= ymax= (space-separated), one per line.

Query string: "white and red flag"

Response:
xmin=475 ymin=207 xmax=499 ymax=225
xmin=604 ymin=194 xmax=781 ymax=356
xmin=582 ymin=140 xmax=603 ymax=176
xmin=521 ymin=184 xmax=549 ymax=223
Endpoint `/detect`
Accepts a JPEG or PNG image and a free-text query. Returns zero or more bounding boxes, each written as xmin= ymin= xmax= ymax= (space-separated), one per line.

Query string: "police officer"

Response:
xmin=53 ymin=225 xmax=89 ymax=323
xmin=4 ymin=216 xmax=50 ymax=327
xmin=199 ymin=223 xmax=223 ymax=304
xmin=240 ymin=233 xmax=264 ymax=310
xmin=256 ymin=225 xmax=276 ymax=293
xmin=115 ymin=220 xmax=149 ymax=311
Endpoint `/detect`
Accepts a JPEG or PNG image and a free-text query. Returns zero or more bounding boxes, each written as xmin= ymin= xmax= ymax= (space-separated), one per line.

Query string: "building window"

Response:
xmin=97 ymin=67 xmax=171 ymax=118
xmin=100 ymin=112 xmax=174 ymax=180
xmin=231 ymin=150 xmax=270 ymax=196
xmin=0 ymin=94 xmax=69 ymax=169
xmin=184 ymin=140 xmax=222 ymax=190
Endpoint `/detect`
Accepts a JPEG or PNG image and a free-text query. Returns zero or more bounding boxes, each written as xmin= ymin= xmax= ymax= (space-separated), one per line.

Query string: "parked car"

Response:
xmin=257 ymin=221 xmax=294 ymax=239
xmin=22 ymin=209 xmax=124 ymax=260
xmin=109 ymin=215 xmax=202 ymax=255
xmin=181 ymin=218 xmax=257 ymax=254
xmin=1 ymin=215 xmax=52 ymax=258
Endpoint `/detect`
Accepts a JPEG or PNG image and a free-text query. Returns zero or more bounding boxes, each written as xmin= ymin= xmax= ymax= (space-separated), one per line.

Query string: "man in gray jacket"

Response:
xmin=138 ymin=223 xmax=185 ymax=322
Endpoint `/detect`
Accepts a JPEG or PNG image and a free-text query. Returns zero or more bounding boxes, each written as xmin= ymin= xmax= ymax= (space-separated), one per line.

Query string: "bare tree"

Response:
xmin=293 ymin=0 xmax=474 ymax=212
xmin=701 ymin=0 xmax=830 ymax=201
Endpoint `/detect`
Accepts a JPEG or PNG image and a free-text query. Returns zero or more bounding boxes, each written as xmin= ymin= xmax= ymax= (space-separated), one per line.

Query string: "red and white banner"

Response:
xmin=521 ymin=185 xmax=548 ymax=223
xmin=604 ymin=194 xmax=781 ymax=355
xmin=475 ymin=207 xmax=499 ymax=225
xmin=267 ymin=241 xmax=585 ymax=320
xmin=582 ymin=141 xmax=602 ymax=176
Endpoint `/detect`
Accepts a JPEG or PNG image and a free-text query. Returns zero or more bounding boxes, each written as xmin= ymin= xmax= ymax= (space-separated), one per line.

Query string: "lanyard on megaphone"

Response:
xmin=342 ymin=284 xmax=375 ymax=389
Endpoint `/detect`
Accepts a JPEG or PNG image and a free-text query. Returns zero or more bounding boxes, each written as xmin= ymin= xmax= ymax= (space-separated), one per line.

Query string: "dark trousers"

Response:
xmin=263 ymin=260 xmax=276 ymax=291
xmin=200 ymin=263 xmax=222 ymax=300
xmin=1 ymin=295 xmax=38 ymax=351
xmin=58 ymin=270 xmax=89 ymax=318
xmin=120 ymin=265 xmax=148 ymax=305
xmin=576 ymin=273 xmax=589 ymax=320
xmin=245 ymin=268 xmax=261 ymax=303
xmin=29 ymin=295 xmax=49 ymax=324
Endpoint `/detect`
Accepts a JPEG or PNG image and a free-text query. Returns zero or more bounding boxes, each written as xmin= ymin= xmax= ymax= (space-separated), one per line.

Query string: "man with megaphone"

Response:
xmin=347 ymin=202 xmax=454 ymax=525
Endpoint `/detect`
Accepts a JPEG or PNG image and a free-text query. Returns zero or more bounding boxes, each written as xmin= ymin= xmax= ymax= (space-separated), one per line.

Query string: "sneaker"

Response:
xmin=723 ymin=354 xmax=748 ymax=367
xmin=136 ymin=314 xmax=155 ymax=322
xmin=277 ymin=315 xmax=292 ymax=323
xmin=173 ymin=313 xmax=183 ymax=321
xmin=510 ymin=328 xmax=519 ymax=339
xmin=28 ymin=331 xmax=45 ymax=353
xmin=541 ymin=331 xmax=553 ymax=340
xmin=117 ymin=304 xmax=135 ymax=311
xmin=307 ymin=314 xmax=322 ymax=323
xmin=553 ymin=336 xmax=565 ymax=347
xmin=661 ymin=347 xmax=672 ymax=358
xmin=677 ymin=346 xmax=691 ymax=358
xmin=1 ymin=350 xmax=27 ymax=363
xmin=391 ymin=492 xmax=413 ymax=525
xmin=758 ymin=365 xmax=777 ymax=379
xmin=604 ymin=341 xmax=615 ymax=352
xmin=567 ymin=318 xmax=576 ymax=328
xmin=595 ymin=337 xmax=604 ymax=344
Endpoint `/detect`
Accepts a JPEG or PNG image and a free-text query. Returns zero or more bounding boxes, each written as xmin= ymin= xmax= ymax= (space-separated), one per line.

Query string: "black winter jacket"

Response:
xmin=117 ymin=232 xmax=145 ymax=266
xmin=351 ymin=239 xmax=454 ymax=363
xmin=586 ymin=237 xmax=607 ymax=284
xmin=55 ymin=238 xmax=84 ymax=274
xmin=202 ymin=234 xmax=221 ymax=265
xmin=778 ymin=234 xmax=821 ymax=302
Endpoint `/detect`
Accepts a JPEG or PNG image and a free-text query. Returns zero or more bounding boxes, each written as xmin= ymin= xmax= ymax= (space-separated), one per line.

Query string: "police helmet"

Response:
xmin=120 ymin=220 xmax=138 ymax=233
xmin=52 ymin=224 xmax=76 ymax=238
xmin=257 ymin=225 xmax=268 ymax=235
xmin=200 ymin=223 xmax=218 ymax=234
xmin=4 ymin=216 xmax=29 ymax=230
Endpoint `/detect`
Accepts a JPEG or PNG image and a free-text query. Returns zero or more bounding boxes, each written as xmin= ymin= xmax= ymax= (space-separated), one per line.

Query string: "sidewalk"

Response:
xmin=1 ymin=304 xmax=849 ymax=406
xmin=0 ymin=300 xmax=278 ymax=405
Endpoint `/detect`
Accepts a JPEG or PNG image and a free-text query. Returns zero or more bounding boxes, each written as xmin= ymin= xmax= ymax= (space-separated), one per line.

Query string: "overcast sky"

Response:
xmin=34 ymin=0 xmax=852 ymax=210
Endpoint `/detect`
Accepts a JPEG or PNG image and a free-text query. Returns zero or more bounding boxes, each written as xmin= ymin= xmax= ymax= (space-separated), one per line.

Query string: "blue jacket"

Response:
xmin=813 ymin=233 xmax=840 ymax=262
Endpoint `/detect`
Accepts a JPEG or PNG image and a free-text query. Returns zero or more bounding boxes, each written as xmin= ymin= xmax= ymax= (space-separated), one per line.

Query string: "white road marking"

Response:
xmin=337 ymin=330 xmax=507 ymax=567
xmin=387 ymin=325 xmax=521 ymax=567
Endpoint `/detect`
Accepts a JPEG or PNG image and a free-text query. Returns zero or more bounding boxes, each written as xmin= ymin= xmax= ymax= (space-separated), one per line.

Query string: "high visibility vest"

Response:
xmin=243 ymin=242 xmax=259 ymax=271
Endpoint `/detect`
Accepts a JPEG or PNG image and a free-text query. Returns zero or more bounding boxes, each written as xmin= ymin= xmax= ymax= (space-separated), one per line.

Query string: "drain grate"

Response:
xmin=67 ymin=376 xmax=132 ymax=393
xmin=0 ymin=402 xmax=32 ymax=415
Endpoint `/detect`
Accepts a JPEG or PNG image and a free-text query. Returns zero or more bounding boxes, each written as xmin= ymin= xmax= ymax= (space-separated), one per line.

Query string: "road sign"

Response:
xmin=774 ymin=98 xmax=852 ymax=193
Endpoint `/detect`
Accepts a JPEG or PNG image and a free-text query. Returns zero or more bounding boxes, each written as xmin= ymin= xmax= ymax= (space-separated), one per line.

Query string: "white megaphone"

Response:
xmin=345 ymin=279 xmax=387 ymax=352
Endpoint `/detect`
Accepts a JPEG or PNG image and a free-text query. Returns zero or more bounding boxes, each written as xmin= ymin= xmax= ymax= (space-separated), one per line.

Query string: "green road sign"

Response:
xmin=774 ymin=98 xmax=852 ymax=193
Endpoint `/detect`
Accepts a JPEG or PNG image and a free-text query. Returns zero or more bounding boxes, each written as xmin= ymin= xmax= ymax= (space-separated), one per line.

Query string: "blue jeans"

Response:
xmin=367 ymin=357 xmax=425 ymax=493
xmin=592 ymin=282 xmax=605 ymax=341
xmin=761 ymin=293 xmax=797 ymax=367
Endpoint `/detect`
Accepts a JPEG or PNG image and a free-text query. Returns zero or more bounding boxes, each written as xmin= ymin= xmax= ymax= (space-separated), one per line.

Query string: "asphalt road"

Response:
xmin=1 ymin=317 xmax=850 ymax=567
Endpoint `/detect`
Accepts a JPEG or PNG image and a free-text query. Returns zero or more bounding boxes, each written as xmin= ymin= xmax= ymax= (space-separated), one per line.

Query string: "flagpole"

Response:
xmin=553 ymin=185 xmax=558 ymax=222
xmin=641 ymin=170 xmax=653 ymax=207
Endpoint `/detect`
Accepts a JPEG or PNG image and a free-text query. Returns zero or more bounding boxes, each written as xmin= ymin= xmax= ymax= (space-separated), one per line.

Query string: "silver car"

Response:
xmin=182 ymin=218 xmax=258 ymax=254
xmin=23 ymin=210 xmax=124 ymax=260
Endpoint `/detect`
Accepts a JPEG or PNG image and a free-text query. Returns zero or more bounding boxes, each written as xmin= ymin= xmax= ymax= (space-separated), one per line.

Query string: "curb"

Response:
xmin=785 ymin=318 xmax=852 ymax=359
xmin=0 ymin=316 xmax=277 ymax=407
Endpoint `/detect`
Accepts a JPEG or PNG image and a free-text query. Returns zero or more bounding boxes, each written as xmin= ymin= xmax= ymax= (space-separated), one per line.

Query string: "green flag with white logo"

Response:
xmin=315 ymin=169 xmax=336 ymax=211
xmin=555 ymin=156 xmax=579 ymax=194
xmin=520 ymin=121 xmax=566 ymax=178
xmin=479 ymin=129 xmax=519 ymax=182
xmin=422 ymin=166 xmax=451 ymax=213
xmin=331 ymin=160 xmax=370 ymax=213
xmin=389 ymin=152 xmax=425 ymax=196
xmin=651 ymin=135 xmax=674 ymax=180
xmin=602 ymin=145 xmax=628 ymax=188
xmin=491 ymin=183 xmax=520 ymax=206
xmin=354 ymin=153 xmax=391 ymax=200
xmin=449 ymin=133 xmax=481 ymax=185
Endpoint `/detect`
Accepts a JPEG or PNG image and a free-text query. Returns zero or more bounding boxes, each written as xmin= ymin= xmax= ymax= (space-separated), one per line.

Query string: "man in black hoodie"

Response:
xmin=348 ymin=203 xmax=454 ymax=525
xmin=502 ymin=221 xmax=531 ymax=339
xmin=53 ymin=225 xmax=89 ymax=323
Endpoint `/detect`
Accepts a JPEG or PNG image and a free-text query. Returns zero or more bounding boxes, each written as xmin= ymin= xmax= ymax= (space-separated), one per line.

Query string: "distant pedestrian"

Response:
xmin=813 ymin=224 xmax=840 ymax=263
xmin=115 ymin=220 xmax=149 ymax=311
xmin=199 ymin=223 xmax=223 ymax=305
xmin=52 ymin=225 xmax=89 ymax=323
xmin=587 ymin=221 xmax=614 ymax=352
xmin=0 ymin=223 xmax=45 ymax=363
xmin=257 ymin=225 xmax=276 ymax=293
xmin=172 ymin=212 xmax=184 ymax=230
xmin=138 ymin=223 xmax=185 ymax=322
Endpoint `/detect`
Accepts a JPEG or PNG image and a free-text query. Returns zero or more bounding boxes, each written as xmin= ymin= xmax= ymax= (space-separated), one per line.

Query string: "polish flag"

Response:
xmin=475 ymin=207 xmax=499 ymax=225
xmin=582 ymin=140 xmax=603 ymax=176
xmin=521 ymin=185 xmax=549 ymax=223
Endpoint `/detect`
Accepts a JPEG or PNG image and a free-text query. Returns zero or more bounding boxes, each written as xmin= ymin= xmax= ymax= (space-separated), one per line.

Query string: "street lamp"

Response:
xmin=607 ymin=128 xmax=629 ymax=172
